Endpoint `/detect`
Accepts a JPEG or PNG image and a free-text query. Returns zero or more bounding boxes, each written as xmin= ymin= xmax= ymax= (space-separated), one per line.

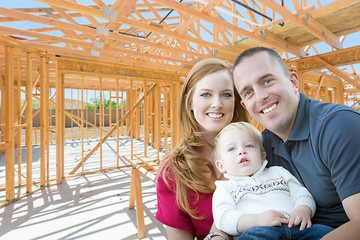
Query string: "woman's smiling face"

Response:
xmin=191 ymin=69 xmax=235 ymax=134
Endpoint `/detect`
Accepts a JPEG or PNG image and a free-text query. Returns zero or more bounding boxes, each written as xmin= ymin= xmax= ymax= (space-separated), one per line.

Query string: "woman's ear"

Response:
xmin=185 ymin=93 xmax=193 ymax=111
xmin=215 ymin=160 xmax=225 ymax=173
xmin=261 ymin=151 xmax=266 ymax=161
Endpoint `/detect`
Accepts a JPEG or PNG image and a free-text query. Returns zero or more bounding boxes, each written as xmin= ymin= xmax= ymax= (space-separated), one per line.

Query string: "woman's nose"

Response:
xmin=211 ymin=96 xmax=222 ymax=108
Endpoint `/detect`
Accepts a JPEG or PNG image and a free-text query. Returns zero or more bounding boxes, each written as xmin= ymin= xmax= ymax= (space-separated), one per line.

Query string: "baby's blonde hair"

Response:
xmin=213 ymin=121 xmax=265 ymax=161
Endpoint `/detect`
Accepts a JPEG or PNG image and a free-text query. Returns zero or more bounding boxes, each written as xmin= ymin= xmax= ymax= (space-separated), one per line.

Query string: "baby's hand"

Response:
xmin=288 ymin=205 xmax=312 ymax=230
xmin=260 ymin=210 xmax=289 ymax=227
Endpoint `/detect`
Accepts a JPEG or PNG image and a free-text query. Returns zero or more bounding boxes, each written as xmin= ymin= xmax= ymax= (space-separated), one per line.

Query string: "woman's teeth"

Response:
xmin=207 ymin=113 xmax=223 ymax=118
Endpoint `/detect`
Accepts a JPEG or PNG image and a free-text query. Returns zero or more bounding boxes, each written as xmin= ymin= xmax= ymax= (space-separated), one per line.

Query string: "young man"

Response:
xmin=232 ymin=47 xmax=360 ymax=239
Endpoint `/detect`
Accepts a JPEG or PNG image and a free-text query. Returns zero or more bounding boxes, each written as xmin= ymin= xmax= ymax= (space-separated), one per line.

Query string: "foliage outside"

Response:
xmin=85 ymin=98 xmax=126 ymax=109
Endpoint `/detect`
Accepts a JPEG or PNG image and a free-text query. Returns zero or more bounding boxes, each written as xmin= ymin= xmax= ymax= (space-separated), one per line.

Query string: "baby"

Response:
xmin=212 ymin=122 xmax=332 ymax=239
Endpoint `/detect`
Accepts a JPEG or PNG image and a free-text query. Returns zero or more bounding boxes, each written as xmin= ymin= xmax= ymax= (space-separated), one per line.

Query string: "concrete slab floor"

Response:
xmin=0 ymin=136 xmax=168 ymax=240
xmin=0 ymin=168 xmax=167 ymax=240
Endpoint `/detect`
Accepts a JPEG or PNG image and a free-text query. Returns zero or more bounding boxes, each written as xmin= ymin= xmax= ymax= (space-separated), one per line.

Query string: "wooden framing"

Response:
xmin=26 ymin=52 xmax=33 ymax=192
xmin=40 ymin=56 xmax=47 ymax=186
xmin=5 ymin=46 xmax=15 ymax=201
xmin=0 ymin=1 xmax=358 ymax=83
xmin=0 ymin=1 xmax=360 ymax=237
xmin=124 ymin=153 xmax=158 ymax=239
xmin=0 ymin=39 xmax=180 ymax=208
xmin=56 ymin=62 xmax=64 ymax=183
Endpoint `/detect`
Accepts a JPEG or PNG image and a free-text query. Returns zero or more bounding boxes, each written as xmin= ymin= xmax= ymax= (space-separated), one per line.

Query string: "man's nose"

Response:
xmin=254 ymin=87 xmax=269 ymax=102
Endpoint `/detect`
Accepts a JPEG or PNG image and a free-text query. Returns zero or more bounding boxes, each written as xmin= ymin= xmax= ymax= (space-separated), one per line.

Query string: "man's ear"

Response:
xmin=241 ymin=100 xmax=247 ymax=110
xmin=215 ymin=160 xmax=225 ymax=173
xmin=289 ymin=72 xmax=299 ymax=93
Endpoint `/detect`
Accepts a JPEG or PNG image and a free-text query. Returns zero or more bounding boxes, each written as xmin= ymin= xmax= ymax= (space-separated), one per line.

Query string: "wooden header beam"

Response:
xmin=295 ymin=45 xmax=360 ymax=71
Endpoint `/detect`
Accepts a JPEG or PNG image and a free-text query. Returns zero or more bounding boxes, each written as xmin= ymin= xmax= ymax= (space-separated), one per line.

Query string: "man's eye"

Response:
xmin=200 ymin=93 xmax=211 ymax=97
xmin=243 ymin=90 xmax=253 ymax=98
xmin=264 ymin=79 xmax=271 ymax=85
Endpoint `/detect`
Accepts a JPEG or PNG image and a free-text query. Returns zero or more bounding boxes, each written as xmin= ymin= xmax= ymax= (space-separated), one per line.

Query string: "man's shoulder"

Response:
xmin=305 ymin=99 xmax=360 ymax=138
xmin=307 ymin=97 xmax=358 ymax=121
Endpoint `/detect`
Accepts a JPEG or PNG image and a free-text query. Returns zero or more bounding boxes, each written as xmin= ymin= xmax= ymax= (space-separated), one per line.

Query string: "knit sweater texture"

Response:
xmin=213 ymin=160 xmax=316 ymax=235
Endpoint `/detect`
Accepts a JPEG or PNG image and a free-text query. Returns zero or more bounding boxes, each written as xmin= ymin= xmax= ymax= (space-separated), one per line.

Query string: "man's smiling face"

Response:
xmin=233 ymin=51 xmax=300 ymax=141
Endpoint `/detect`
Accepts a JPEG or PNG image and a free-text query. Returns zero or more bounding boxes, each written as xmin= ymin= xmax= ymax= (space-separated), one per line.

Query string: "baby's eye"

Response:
xmin=228 ymin=147 xmax=236 ymax=152
xmin=200 ymin=92 xmax=211 ymax=97
xmin=245 ymin=144 xmax=254 ymax=148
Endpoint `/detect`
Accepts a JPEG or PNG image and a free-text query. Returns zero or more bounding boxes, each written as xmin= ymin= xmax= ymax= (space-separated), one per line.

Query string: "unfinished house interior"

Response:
xmin=0 ymin=0 xmax=359 ymax=239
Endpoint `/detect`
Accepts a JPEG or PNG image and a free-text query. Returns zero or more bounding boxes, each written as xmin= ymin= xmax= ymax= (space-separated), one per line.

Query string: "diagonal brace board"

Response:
xmin=69 ymin=83 xmax=157 ymax=175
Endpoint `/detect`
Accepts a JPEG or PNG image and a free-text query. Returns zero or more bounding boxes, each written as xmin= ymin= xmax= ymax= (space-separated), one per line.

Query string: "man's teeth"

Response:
xmin=263 ymin=104 xmax=277 ymax=114
xmin=208 ymin=113 xmax=223 ymax=118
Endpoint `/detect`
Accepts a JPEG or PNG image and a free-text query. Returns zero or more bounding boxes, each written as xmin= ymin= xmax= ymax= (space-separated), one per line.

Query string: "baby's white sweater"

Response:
xmin=213 ymin=160 xmax=316 ymax=236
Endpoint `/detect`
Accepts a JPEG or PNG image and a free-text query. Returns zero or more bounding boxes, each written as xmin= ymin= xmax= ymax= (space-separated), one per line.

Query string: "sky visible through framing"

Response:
xmin=0 ymin=0 xmax=359 ymax=103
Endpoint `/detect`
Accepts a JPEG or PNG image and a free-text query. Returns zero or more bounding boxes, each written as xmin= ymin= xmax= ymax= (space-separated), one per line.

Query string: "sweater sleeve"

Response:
xmin=213 ymin=181 xmax=242 ymax=236
xmin=276 ymin=167 xmax=316 ymax=217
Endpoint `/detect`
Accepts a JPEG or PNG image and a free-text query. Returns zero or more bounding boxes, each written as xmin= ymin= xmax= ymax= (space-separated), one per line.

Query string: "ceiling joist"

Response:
xmin=0 ymin=0 xmax=358 ymax=94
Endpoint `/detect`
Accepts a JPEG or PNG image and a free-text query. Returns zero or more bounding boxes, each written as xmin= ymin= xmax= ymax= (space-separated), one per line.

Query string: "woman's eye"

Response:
xmin=200 ymin=93 xmax=211 ymax=97
xmin=222 ymin=92 xmax=232 ymax=98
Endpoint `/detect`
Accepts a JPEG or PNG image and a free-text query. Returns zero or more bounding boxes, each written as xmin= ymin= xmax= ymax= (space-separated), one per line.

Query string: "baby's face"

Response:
xmin=216 ymin=130 xmax=264 ymax=176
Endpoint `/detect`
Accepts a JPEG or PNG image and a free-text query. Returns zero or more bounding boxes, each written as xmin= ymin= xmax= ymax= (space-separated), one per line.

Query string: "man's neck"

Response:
xmin=275 ymin=93 xmax=301 ymax=142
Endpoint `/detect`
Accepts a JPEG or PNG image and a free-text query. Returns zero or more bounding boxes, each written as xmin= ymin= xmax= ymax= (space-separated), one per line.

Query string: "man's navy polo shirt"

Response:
xmin=263 ymin=93 xmax=360 ymax=228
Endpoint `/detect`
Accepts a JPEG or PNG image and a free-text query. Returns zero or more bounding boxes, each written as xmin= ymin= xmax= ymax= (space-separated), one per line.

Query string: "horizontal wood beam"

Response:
xmin=0 ymin=25 xmax=191 ymax=66
xmin=34 ymin=0 xmax=236 ymax=55
xmin=24 ymin=40 xmax=191 ymax=74
xmin=0 ymin=7 xmax=207 ymax=63
xmin=294 ymin=45 xmax=360 ymax=71
xmin=303 ymin=71 xmax=343 ymax=87
xmin=58 ymin=58 xmax=180 ymax=82
xmin=312 ymin=55 xmax=360 ymax=90
xmin=151 ymin=0 xmax=304 ymax=57
xmin=257 ymin=0 xmax=341 ymax=49
xmin=0 ymin=35 xmax=44 ymax=56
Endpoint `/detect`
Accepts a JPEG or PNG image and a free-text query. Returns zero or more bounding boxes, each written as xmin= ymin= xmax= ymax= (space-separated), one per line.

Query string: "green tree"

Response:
xmin=88 ymin=97 xmax=125 ymax=109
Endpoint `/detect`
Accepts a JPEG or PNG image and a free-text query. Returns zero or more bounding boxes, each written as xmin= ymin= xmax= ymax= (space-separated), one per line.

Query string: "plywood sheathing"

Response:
xmin=267 ymin=1 xmax=360 ymax=48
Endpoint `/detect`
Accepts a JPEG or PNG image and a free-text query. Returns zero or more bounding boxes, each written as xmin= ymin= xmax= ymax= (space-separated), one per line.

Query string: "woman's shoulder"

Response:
xmin=157 ymin=155 xmax=177 ymax=189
